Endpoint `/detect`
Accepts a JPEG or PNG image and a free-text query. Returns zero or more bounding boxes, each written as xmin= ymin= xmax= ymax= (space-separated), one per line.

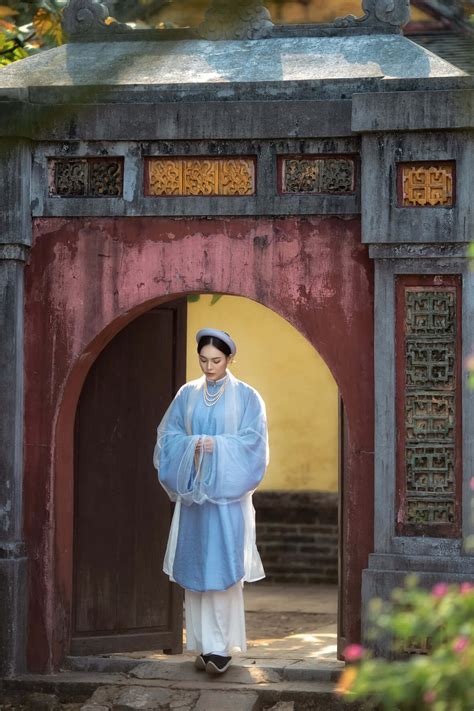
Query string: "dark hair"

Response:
xmin=197 ymin=335 xmax=231 ymax=357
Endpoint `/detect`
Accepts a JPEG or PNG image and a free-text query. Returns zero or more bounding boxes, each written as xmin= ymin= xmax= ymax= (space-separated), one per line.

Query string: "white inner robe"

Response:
xmin=185 ymin=581 xmax=247 ymax=656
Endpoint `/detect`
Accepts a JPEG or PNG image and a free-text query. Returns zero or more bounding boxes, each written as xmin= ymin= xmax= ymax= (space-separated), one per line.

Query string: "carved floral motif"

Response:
xmin=183 ymin=160 xmax=218 ymax=196
xmin=146 ymin=158 xmax=255 ymax=196
xmin=220 ymin=160 xmax=255 ymax=195
xmin=281 ymin=157 xmax=355 ymax=194
xmin=49 ymin=158 xmax=123 ymax=197
xmin=54 ymin=160 xmax=87 ymax=196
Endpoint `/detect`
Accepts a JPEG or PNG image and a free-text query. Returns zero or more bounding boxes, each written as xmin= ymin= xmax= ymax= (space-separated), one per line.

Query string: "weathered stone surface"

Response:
xmin=0 ymin=140 xmax=32 ymax=246
xmin=65 ymin=656 xmax=141 ymax=674
xmin=0 ymin=36 xmax=463 ymax=91
xmin=361 ymin=131 xmax=473 ymax=245
xmin=85 ymin=685 xmax=198 ymax=710
xmin=30 ymin=138 xmax=360 ymax=220
xmin=129 ymin=660 xmax=281 ymax=685
xmin=353 ymin=88 xmax=474 ymax=132
xmin=193 ymin=690 xmax=259 ymax=711
xmin=283 ymin=661 xmax=344 ymax=682
xmin=128 ymin=661 xmax=200 ymax=682
xmin=0 ymin=250 xmax=28 ymax=678
xmin=266 ymin=702 xmax=295 ymax=711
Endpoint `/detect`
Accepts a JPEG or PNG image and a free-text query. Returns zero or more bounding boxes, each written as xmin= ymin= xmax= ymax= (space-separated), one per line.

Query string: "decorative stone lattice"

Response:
xmin=280 ymin=157 xmax=355 ymax=194
xmin=400 ymin=163 xmax=454 ymax=207
xmin=398 ymin=283 xmax=460 ymax=535
xmin=49 ymin=158 xmax=123 ymax=197
xmin=145 ymin=158 xmax=255 ymax=196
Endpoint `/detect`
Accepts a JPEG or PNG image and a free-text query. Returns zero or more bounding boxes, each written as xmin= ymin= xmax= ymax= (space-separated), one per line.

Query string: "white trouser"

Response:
xmin=184 ymin=581 xmax=246 ymax=656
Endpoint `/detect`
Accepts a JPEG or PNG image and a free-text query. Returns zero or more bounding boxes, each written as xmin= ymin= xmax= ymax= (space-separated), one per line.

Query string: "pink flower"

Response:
xmin=344 ymin=644 xmax=365 ymax=662
xmin=423 ymin=690 xmax=437 ymax=704
xmin=470 ymin=477 xmax=474 ymax=492
xmin=460 ymin=582 xmax=474 ymax=594
xmin=432 ymin=582 xmax=449 ymax=597
xmin=453 ymin=636 xmax=469 ymax=654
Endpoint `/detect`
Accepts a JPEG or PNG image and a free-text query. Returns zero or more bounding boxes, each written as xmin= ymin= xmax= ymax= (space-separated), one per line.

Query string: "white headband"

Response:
xmin=196 ymin=328 xmax=237 ymax=356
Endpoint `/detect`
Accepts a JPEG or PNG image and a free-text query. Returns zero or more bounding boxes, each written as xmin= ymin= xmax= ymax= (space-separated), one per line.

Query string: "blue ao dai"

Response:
xmin=154 ymin=373 xmax=268 ymax=593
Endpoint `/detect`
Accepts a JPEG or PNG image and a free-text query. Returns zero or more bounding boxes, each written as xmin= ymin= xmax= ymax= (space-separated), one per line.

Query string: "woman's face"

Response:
xmin=198 ymin=344 xmax=231 ymax=381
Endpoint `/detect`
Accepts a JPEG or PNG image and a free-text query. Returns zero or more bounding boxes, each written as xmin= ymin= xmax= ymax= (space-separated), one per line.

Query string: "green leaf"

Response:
xmin=210 ymin=294 xmax=223 ymax=305
xmin=187 ymin=294 xmax=200 ymax=303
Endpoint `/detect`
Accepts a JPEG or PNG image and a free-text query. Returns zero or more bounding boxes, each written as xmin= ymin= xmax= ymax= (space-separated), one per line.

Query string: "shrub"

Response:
xmin=337 ymin=576 xmax=474 ymax=711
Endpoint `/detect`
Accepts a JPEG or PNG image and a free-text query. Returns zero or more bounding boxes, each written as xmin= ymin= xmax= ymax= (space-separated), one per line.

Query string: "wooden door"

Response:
xmin=71 ymin=301 xmax=186 ymax=655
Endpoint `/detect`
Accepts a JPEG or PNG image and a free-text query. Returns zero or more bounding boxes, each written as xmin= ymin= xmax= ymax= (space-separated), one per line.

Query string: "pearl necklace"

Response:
xmin=203 ymin=375 xmax=228 ymax=407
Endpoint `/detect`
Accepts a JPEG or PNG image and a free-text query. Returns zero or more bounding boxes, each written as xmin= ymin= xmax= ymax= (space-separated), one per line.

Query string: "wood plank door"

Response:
xmin=71 ymin=301 xmax=186 ymax=655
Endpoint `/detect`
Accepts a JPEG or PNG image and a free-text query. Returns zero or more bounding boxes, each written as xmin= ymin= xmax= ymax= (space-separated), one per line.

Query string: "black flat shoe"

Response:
xmin=194 ymin=653 xmax=211 ymax=670
xmin=205 ymin=654 xmax=232 ymax=674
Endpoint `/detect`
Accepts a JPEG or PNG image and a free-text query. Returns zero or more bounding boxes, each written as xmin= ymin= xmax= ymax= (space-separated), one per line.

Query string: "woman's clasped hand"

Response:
xmin=195 ymin=437 xmax=214 ymax=453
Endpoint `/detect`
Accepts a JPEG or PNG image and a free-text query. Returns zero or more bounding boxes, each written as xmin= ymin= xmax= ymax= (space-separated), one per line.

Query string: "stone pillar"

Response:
xmin=362 ymin=248 xmax=474 ymax=654
xmin=0 ymin=139 xmax=31 ymax=676
xmin=0 ymin=246 xmax=28 ymax=677
xmin=355 ymin=98 xmax=474 ymax=651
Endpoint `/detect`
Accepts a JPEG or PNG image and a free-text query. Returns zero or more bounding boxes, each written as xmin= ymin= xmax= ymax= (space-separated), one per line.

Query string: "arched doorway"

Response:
xmin=71 ymin=293 xmax=342 ymax=659
xmin=24 ymin=215 xmax=373 ymax=671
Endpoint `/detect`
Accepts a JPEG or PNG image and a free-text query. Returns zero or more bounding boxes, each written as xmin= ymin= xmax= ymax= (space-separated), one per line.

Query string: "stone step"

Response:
xmin=64 ymin=654 xmax=344 ymax=683
xmin=1 ymin=667 xmax=360 ymax=710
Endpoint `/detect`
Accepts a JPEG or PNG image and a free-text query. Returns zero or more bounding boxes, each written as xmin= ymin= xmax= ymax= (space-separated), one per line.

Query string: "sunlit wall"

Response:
xmin=186 ymin=294 xmax=339 ymax=492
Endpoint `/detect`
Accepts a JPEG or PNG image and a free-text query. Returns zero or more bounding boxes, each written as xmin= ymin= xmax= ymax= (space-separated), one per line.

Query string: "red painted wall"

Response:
xmin=24 ymin=216 xmax=374 ymax=671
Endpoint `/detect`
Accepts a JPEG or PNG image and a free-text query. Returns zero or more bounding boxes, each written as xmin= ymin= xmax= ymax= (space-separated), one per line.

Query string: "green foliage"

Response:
xmin=187 ymin=294 xmax=223 ymax=304
xmin=0 ymin=0 xmax=65 ymax=66
xmin=338 ymin=578 xmax=474 ymax=710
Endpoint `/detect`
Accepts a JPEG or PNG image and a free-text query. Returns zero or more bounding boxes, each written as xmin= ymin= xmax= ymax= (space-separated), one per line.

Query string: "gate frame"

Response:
xmin=0 ymin=6 xmax=473 ymax=676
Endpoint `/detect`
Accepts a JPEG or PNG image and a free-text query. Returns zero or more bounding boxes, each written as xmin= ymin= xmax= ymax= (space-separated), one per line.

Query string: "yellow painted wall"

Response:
xmin=186 ymin=295 xmax=339 ymax=492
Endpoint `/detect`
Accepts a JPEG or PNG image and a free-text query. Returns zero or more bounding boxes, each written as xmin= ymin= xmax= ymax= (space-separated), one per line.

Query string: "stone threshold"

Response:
xmin=65 ymin=653 xmax=344 ymax=682
xmin=0 ymin=656 xmax=354 ymax=710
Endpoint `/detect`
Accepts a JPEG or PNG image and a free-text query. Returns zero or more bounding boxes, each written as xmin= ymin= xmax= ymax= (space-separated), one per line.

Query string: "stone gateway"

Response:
xmin=0 ymin=0 xmax=473 ymax=677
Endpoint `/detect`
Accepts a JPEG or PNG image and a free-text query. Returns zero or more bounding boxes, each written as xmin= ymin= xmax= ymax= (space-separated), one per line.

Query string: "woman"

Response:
xmin=154 ymin=328 xmax=269 ymax=674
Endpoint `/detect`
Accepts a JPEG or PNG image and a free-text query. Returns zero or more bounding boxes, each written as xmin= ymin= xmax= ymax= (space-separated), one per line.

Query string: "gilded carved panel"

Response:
xmin=399 ymin=285 xmax=459 ymax=534
xmin=400 ymin=163 xmax=454 ymax=207
xmin=146 ymin=158 xmax=255 ymax=196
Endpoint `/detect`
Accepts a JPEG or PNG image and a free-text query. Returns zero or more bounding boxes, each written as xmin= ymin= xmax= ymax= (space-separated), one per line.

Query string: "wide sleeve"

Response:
xmin=153 ymin=387 xmax=201 ymax=505
xmin=194 ymin=387 xmax=269 ymax=504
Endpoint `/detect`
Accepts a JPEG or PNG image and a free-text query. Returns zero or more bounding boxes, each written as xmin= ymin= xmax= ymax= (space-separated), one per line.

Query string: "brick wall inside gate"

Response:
xmin=254 ymin=491 xmax=338 ymax=584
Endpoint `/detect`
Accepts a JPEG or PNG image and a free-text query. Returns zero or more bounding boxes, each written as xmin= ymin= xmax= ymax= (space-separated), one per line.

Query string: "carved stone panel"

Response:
xmin=280 ymin=157 xmax=355 ymax=194
xmin=49 ymin=158 xmax=123 ymax=197
xmin=399 ymin=163 xmax=454 ymax=207
xmin=396 ymin=279 xmax=461 ymax=537
xmin=405 ymin=341 xmax=455 ymax=388
xmin=145 ymin=158 xmax=255 ymax=197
